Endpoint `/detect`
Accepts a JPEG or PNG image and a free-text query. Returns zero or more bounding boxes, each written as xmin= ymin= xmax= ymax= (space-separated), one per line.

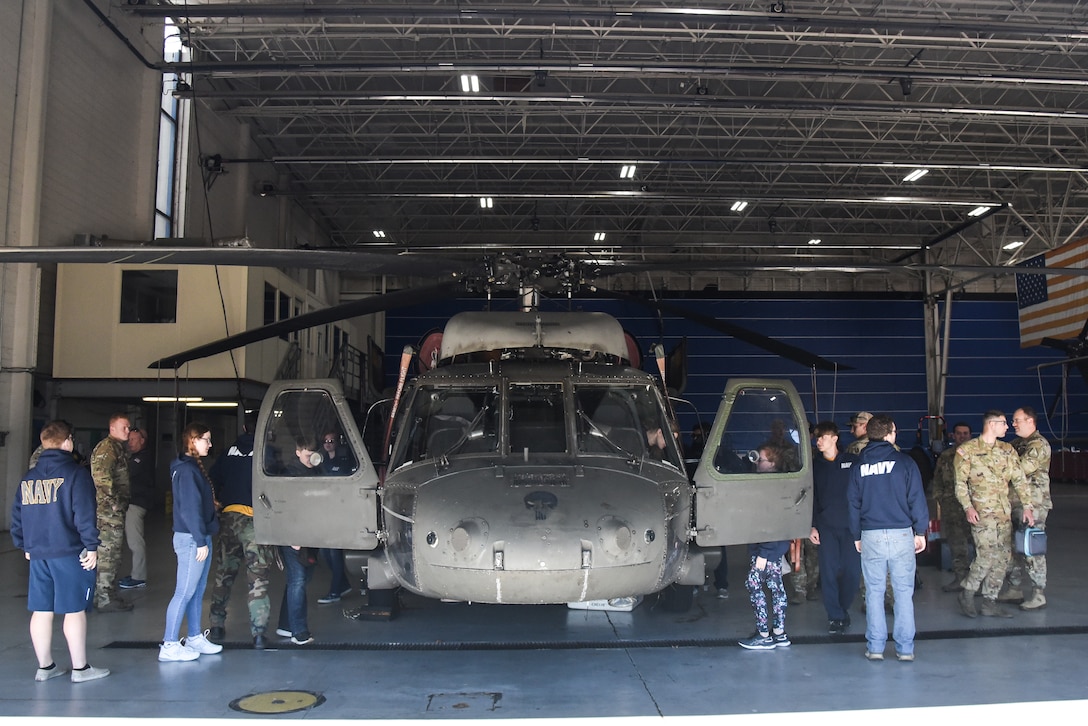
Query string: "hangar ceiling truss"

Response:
xmin=121 ymin=1 xmax=1088 ymax=291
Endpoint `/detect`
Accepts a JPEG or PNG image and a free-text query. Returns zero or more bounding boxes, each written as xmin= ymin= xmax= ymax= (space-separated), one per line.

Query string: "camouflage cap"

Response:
xmin=851 ymin=411 xmax=873 ymax=424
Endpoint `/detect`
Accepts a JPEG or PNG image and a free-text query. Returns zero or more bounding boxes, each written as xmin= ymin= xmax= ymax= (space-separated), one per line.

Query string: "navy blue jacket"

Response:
xmin=11 ymin=448 xmax=100 ymax=559
xmin=209 ymin=433 xmax=254 ymax=507
xmin=170 ymin=454 xmax=220 ymax=539
xmin=747 ymin=539 xmax=790 ymax=562
xmin=812 ymin=450 xmax=859 ymax=531
xmin=848 ymin=440 xmax=929 ymax=540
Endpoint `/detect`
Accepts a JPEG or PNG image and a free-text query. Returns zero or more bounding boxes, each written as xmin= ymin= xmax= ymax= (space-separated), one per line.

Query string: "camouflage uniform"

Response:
xmin=954 ymin=437 xmax=1031 ymax=600
xmin=91 ymin=436 xmax=130 ymax=608
xmin=845 ymin=436 xmax=869 ymax=456
xmin=1008 ymin=431 xmax=1051 ymax=593
xmin=209 ymin=510 xmax=273 ymax=637
xmin=785 ymin=539 xmax=820 ymax=604
xmin=932 ymin=447 xmax=972 ymax=583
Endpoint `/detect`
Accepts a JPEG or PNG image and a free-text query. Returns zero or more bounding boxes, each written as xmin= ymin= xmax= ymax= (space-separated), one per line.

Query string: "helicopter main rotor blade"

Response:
xmin=149 ymin=281 xmax=461 ymax=370
xmin=587 ymin=287 xmax=850 ymax=372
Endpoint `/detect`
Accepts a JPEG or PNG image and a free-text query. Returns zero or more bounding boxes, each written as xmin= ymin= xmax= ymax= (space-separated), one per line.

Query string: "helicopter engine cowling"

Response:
xmin=382 ymin=459 xmax=691 ymax=604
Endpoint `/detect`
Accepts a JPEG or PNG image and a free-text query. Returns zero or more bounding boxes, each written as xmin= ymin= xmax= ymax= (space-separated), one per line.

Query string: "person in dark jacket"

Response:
xmin=848 ymin=414 xmax=929 ymax=663
xmin=809 ymin=421 xmax=861 ymax=635
xmin=738 ymin=444 xmax=792 ymax=650
xmin=11 ymin=420 xmax=110 ymax=683
xmin=159 ymin=422 xmax=222 ymax=662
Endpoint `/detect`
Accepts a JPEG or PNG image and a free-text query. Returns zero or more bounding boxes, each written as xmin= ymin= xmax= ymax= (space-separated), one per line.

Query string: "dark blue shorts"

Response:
xmin=28 ymin=556 xmax=96 ymax=614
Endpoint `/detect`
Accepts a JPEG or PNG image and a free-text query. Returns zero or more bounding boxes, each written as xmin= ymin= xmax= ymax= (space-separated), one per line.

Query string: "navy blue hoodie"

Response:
xmin=848 ymin=440 xmax=928 ymax=540
xmin=171 ymin=454 xmax=220 ymax=539
xmin=812 ymin=450 xmax=859 ymax=531
xmin=11 ymin=448 xmax=100 ymax=559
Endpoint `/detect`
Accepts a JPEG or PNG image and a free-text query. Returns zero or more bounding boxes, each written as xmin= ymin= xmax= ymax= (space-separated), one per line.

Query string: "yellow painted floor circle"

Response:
xmin=230 ymin=690 xmax=325 ymax=714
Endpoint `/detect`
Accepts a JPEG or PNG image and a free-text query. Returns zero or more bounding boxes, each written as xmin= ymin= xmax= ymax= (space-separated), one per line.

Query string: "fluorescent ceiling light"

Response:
xmin=1003 ymin=241 xmax=1025 ymax=250
xmin=619 ymin=164 xmax=637 ymax=179
xmin=902 ymin=168 xmax=929 ymax=182
xmin=186 ymin=401 xmax=243 ymax=408
xmin=142 ymin=396 xmax=202 ymax=403
xmin=460 ymin=74 xmax=480 ymax=92
xmin=808 ymin=238 xmax=822 ymax=245
xmin=479 ymin=197 xmax=493 ymax=209
xmin=968 ymin=205 xmax=992 ymax=217
xmin=593 ymin=232 xmax=607 ymax=241
xmin=730 ymin=200 xmax=748 ymax=212
xmin=372 ymin=229 xmax=387 ymax=238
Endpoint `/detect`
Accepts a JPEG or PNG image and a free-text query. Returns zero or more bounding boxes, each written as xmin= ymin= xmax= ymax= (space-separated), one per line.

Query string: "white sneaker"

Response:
xmin=184 ymin=631 xmax=224 ymax=655
xmin=275 ymin=628 xmax=292 ymax=637
xmin=159 ymin=641 xmax=200 ymax=662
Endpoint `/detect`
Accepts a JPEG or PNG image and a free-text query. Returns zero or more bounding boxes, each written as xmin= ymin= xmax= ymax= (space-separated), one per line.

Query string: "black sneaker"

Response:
xmin=828 ymin=620 xmax=844 ymax=635
xmin=118 ymin=577 xmax=146 ymax=589
xmin=772 ymin=631 xmax=791 ymax=647
xmin=291 ymin=632 xmax=314 ymax=646
xmin=738 ymin=633 xmax=776 ymax=650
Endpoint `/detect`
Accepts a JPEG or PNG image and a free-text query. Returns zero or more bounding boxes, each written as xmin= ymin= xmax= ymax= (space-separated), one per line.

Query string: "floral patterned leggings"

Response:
xmin=745 ymin=556 xmax=787 ymax=634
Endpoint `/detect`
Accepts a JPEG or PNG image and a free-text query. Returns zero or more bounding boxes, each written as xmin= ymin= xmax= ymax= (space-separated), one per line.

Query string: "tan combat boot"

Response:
xmin=1020 ymin=591 xmax=1046 ymax=610
xmin=996 ymin=587 xmax=1024 ymax=603
xmin=957 ymin=589 xmax=977 ymax=618
xmin=980 ymin=598 xmax=1014 ymax=618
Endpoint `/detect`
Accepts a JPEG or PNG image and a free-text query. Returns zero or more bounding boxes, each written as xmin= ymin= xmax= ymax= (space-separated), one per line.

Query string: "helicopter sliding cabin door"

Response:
xmin=252 ymin=380 xmax=380 ymax=550
xmin=693 ymin=379 xmax=813 ymax=546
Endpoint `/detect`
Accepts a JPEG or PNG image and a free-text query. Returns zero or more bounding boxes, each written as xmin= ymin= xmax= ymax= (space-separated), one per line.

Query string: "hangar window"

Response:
xmin=120 ymin=270 xmax=177 ymax=324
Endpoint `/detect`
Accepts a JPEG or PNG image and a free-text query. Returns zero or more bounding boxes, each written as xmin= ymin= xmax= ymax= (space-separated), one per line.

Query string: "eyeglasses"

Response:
xmin=1011 ymin=418 xmax=1027 ymax=424
xmin=324 ymin=439 xmax=336 ymax=444
xmin=199 ymin=435 xmax=212 ymax=443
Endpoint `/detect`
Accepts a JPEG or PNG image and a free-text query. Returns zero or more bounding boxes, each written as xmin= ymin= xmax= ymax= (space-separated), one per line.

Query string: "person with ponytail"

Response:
xmin=159 ymin=423 xmax=222 ymax=662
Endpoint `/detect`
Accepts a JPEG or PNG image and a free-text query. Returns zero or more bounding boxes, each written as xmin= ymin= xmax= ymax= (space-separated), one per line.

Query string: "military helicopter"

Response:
xmin=249 ymin=306 xmax=814 ymax=613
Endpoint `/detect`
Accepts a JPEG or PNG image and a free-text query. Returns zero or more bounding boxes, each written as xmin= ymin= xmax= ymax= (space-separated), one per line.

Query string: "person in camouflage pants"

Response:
xmin=207 ymin=430 xmax=272 ymax=649
xmin=1006 ymin=406 xmax=1052 ymax=610
xmin=932 ymin=422 xmax=973 ymax=592
xmin=91 ymin=414 xmax=132 ymax=612
xmin=954 ymin=410 xmax=1034 ymax=618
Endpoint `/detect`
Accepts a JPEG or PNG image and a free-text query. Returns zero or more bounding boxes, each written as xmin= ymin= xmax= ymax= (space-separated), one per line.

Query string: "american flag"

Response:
xmin=1016 ymin=237 xmax=1088 ymax=347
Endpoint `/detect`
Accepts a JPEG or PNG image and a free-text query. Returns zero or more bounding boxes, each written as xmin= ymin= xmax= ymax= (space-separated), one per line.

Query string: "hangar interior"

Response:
xmin=2 ymin=1 xmax=1088 ymax=719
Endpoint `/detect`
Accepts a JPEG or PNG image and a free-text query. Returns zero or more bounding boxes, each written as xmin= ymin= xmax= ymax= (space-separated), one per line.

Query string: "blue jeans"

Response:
xmin=320 ymin=548 xmax=350 ymax=594
xmin=860 ymin=528 xmax=917 ymax=656
xmin=277 ymin=546 xmax=314 ymax=636
xmin=163 ymin=532 xmax=213 ymax=642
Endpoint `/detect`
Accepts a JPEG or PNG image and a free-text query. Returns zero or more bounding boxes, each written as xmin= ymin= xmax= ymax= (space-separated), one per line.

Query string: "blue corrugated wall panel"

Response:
xmin=383 ymin=295 xmax=1088 ymax=447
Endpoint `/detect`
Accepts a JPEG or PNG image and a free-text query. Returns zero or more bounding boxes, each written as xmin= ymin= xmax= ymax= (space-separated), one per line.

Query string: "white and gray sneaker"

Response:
xmin=159 ymin=641 xmax=200 ymax=662
xmin=184 ymin=631 xmax=224 ymax=655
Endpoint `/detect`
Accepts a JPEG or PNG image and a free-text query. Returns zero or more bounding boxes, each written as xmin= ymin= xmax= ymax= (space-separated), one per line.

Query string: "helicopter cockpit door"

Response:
xmin=252 ymin=380 xmax=381 ymax=550
xmin=693 ymin=379 xmax=813 ymax=546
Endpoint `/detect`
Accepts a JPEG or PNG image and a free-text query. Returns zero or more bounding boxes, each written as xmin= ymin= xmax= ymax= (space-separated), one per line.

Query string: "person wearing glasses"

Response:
xmin=953 ymin=410 xmax=1035 ymax=619
xmin=159 ymin=423 xmax=222 ymax=662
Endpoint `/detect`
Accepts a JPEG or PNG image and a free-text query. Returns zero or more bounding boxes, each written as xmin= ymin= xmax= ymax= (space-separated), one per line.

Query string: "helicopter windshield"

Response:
xmin=574 ymin=383 xmax=683 ymax=469
xmin=711 ymin=386 xmax=805 ymax=474
xmin=393 ymin=386 xmax=499 ymax=467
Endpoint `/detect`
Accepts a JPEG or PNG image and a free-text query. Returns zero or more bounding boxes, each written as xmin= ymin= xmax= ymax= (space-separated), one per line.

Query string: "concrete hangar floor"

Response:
xmin=1 ymin=486 xmax=1087 ymax=724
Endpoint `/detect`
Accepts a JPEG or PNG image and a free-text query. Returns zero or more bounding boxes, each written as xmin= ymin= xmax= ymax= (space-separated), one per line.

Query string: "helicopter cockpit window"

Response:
xmin=575 ymin=384 xmax=683 ymax=469
xmin=262 ymin=389 xmax=360 ymax=477
xmin=393 ymin=386 xmax=499 ymax=467
xmin=509 ymin=383 xmax=567 ymax=454
xmin=712 ymin=387 xmax=804 ymax=475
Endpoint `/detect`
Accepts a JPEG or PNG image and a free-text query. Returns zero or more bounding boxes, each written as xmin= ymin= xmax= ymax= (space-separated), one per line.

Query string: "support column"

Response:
xmin=1 ymin=0 xmax=52 ymax=529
